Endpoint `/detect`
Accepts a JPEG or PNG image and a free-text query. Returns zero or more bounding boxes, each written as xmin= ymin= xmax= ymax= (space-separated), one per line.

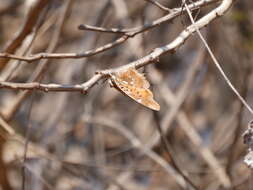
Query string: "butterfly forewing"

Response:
xmin=116 ymin=69 xmax=150 ymax=89
xmin=110 ymin=68 xmax=160 ymax=111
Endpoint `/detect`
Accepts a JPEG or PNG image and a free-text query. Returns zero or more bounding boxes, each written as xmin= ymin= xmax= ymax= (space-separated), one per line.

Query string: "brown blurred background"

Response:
xmin=0 ymin=0 xmax=252 ymax=189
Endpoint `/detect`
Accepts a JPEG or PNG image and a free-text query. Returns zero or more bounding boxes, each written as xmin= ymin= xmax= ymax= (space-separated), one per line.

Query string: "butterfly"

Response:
xmin=109 ymin=68 xmax=160 ymax=111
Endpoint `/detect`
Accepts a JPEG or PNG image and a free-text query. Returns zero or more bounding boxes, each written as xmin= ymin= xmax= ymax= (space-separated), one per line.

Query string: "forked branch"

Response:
xmin=0 ymin=0 xmax=234 ymax=95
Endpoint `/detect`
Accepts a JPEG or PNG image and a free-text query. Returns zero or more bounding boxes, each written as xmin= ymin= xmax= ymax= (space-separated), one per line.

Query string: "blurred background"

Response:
xmin=0 ymin=0 xmax=252 ymax=189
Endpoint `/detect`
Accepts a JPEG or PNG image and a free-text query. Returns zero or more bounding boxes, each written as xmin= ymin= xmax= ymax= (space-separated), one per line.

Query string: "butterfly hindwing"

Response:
xmin=110 ymin=68 xmax=160 ymax=111
xmin=116 ymin=69 xmax=150 ymax=89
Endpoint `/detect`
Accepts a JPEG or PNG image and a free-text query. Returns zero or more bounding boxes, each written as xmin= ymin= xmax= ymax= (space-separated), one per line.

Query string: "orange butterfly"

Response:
xmin=110 ymin=68 xmax=160 ymax=111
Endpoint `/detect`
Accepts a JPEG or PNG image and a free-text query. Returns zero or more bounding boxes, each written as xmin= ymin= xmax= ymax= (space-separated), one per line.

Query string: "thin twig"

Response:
xmin=153 ymin=112 xmax=198 ymax=189
xmin=22 ymin=92 xmax=35 ymax=190
xmin=82 ymin=116 xmax=196 ymax=190
xmin=0 ymin=74 xmax=103 ymax=93
xmin=0 ymin=6 xmax=52 ymax=82
xmin=0 ymin=0 xmax=219 ymax=62
xmin=144 ymin=0 xmax=172 ymax=12
xmin=0 ymin=0 xmax=233 ymax=94
xmin=144 ymin=41 xmax=230 ymax=187
xmin=78 ymin=24 xmax=128 ymax=34
xmin=0 ymin=35 xmax=129 ymax=62
xmin=146 ymin=44 xmax=205 ymax=149
xmin=23 ymin=162 xmax=54 ymax=190
xmin=79 ymin=0 xmax=218 ymax=35
xmin=0 ymin=117 xmax=15 ymax=135
xmin=183 ymin=1 xmax=253 ymax=115
xmin=0 ymin=0 xmax=50 ymax=70
xmin=226 ymin=64 xmax=252 ymax=175
xmin=158 ymin=81 xmax=232 ymax=187
xmin=2 ymin=0 xmax=74 ymax=121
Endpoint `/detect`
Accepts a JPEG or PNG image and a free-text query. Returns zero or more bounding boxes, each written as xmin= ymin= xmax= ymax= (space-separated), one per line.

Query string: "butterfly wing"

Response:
xmin=116 ymin=68 xmax=150 ymax=89
xmin=111 ymin=77 xmax=160 ymax=111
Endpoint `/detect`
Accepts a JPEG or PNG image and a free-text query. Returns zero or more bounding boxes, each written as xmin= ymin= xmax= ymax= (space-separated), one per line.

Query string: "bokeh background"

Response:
xmin=0 ymin=0 xmax=252 ymax=189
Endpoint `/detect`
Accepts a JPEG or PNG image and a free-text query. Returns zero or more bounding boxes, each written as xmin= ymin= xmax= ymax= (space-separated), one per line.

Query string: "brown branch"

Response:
xmin=1 ymin=5 xmax=49 ymax=82
xmin=155 ymin=48 xmax=231 ymax=187
xmin=152 ymin=111 xmax=198 ymax=189
xmin=0 ymin=35 xmax=129 ymax=62
xmin=0 ymin=0 xmax=232 ymax=94
xmin=0 ymin=0 xmax=50 ymax=70
xmin=78 ymin=24 xmax=128 ymax=34
xmin=1 ymin=0 xmax=73 ymax=121
xmin=1 ymin=0 xmax=111 ymax=122
xmin=0 ymin=0 xmax=232 ymax=125
xmin=0 ymin=74 xmax=103 ymax=93
xmin=0 ymin=0 xmax=219 ymax=63
xmin=144 ymin=0 xmax=172 ymax=12
xmin=82 ymin=116 xmax=196 ymax=190
xmin=226 ymin=64 xmax=252 ymax=174
xmin=78 ymin=0 xmax=218 ymax=35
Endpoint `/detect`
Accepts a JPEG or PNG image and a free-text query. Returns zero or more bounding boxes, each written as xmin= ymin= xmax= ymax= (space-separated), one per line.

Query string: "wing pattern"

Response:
xmin=110 ymin=68 xmax=160 ymax=111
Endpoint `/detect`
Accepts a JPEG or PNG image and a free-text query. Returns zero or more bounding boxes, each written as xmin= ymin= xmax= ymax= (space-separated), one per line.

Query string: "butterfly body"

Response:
xmin=110 ymin=68 xmax=160 ymax=111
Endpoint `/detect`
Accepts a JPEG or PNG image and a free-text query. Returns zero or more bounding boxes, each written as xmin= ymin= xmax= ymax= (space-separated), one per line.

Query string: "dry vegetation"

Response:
xmin=0 ymin=0 xmax=253 ymax=189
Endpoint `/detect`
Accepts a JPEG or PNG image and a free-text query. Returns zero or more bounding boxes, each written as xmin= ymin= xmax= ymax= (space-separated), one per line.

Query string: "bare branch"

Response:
xmin=0 ymin=0 xmax=219 ymax=63
xmin=0 ymin=0 xmax=50 ymax=70
xmin=143 ymin=0 xmax=172 ymax=12
xmin=183 ymin=1 xmax=253 ymax=115
xmin=0 ymin=74 xmax=103 ymax=93
xmin=0 ymin=0 xmax=233 ymax=95
xmin=83 ymin=116 xmax=196 ymax=190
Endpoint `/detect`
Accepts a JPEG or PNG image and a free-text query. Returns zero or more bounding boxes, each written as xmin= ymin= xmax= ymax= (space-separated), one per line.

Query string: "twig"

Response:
xmin=183 ymin=1 xmax=253 ymax=115
xmin=22 ymin=162 xmax=54 ymax=190
xmin=61 ymin=163 xmax=128 ymax=190
xmin=0 ymin=5 xmax=51 ymax=82
xmin=0 ymin=36 xmax=129 ymax=62
xmin=82 ymin=116 xmax=196 ymax=190
xmin=0 ymin=75 xmax=103 ymax=92
xmin=0 ymin=0 xmax=50 ymax=70
xmin=0 ymin=116 xmax=15 ymax=135
xmin=1 ymin=0 xmax=73 ymax=121
xmin=144 ymin=0 xmax=172 ymax=12
xmin=226 ymin=64 xmax=252 ymax=174
xmin=0 ymin=0 xmax=218 ymax=63
xmin=158 ymin=82 xmax=232 ymax=187
xmin=0 ymin=0 xmax=234 ymax=126
xmin=78 ymin=24 xmax=128 ymax=34
xmin=153 ymin=112 xmax=198 ymax=189
xmin=79 ymin=0 xmax=218 ymax=35
xmin=148 ymin=44 xmax=231 ymax=187
xmin=0 ymin=0 xmax=233 ymax=94
xmin=146 ymin=44 xmax=205 ymax=149
xmin=22 ymin=92 xmax=35 ymax=190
